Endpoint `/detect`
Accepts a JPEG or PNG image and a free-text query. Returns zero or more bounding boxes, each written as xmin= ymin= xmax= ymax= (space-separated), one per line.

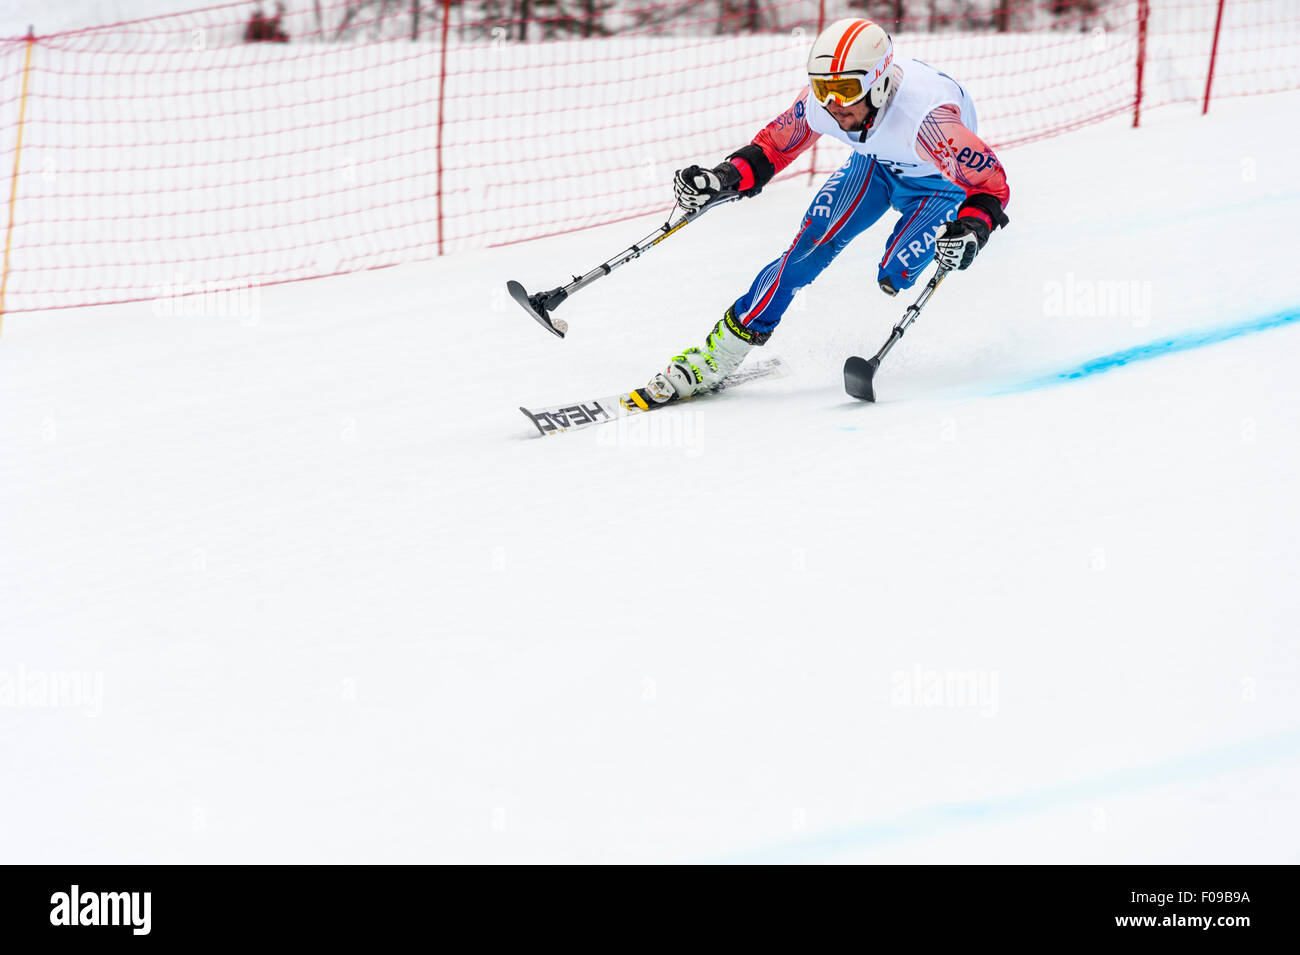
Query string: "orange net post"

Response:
xmin=0 ymin=27 xmax=35 ymax=334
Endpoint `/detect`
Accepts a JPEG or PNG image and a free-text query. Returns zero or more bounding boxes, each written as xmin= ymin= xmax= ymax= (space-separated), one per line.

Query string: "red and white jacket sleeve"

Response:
xmin=726 ymin=89 xmax=820 ymax=193
xmin=914 ymin=104 xmax=1010 ymax=231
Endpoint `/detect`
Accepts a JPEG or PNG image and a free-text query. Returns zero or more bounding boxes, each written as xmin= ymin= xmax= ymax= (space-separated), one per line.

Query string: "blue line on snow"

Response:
xmin=718 ymin=727 xmax=1300 ymax=864
xmin=997 ymin=306 xmax=1300 ymax=395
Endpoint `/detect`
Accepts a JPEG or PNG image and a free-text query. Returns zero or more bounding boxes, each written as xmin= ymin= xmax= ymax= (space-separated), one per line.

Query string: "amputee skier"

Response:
xmin=642 ymin=18 xmax=1012 ymax=404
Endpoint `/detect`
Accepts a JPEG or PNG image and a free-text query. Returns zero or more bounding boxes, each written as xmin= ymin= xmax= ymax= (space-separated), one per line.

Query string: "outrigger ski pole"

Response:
xmin=505 ymin=191 xmax=741 ymax=338
xmin=843 ymin=265 xmax=952 ymax=401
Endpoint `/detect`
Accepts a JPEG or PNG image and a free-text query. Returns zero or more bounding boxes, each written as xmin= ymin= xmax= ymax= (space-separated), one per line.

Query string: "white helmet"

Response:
xmin=806 ymin=18 xmax=894 ymax=110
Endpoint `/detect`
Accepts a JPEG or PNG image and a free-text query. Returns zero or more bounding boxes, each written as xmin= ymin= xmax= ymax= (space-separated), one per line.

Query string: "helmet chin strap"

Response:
xmin=855 ymin=72 xmax=894 ymax=141
xmin=855 ymin=103 xmax=880 ymax=142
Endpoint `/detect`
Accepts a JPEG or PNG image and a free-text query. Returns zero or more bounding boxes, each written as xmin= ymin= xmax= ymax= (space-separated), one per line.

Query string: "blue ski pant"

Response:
xmin=733 ymin=152 xmax=966 ymax=335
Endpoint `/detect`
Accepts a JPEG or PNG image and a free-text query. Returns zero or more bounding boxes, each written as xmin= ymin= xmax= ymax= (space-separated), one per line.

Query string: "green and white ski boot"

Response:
xmin=635 ymin=307 xmax=769 ymax=408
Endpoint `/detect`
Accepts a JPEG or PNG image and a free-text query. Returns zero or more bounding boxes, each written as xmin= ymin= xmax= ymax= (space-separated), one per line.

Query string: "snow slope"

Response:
xmin=1 ymin=92 xmax=1298 ymax=863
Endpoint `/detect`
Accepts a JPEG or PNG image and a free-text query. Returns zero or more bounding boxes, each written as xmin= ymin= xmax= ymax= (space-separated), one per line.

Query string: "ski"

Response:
xmin=520 ymin=356 xmax=789 ymax=437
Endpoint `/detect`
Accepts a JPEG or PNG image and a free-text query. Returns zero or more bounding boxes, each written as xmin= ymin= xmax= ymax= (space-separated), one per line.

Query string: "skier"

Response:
xmin=640 ymin=18 xmax=1010 ymax=405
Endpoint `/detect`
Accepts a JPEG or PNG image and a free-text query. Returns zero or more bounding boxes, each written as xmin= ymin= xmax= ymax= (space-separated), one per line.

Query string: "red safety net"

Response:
xmin=0 ymin=0 xmax=1294 ymax=314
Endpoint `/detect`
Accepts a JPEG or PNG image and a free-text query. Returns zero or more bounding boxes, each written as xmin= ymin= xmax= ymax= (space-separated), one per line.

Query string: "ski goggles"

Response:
xmin=810 ymin=74 xmax=869 ymax=107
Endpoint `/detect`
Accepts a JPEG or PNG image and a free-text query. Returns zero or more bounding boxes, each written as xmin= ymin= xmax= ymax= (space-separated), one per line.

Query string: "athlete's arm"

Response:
xmin=727 ymin=89 xmax=820 ymax=195
xmin=915 ymin=104 xmax=1010 ymax=271
xmin=914 ymin=103 xmax=1009 ymax=230
xmin=674 ymin=90 xmax=820 ymax=210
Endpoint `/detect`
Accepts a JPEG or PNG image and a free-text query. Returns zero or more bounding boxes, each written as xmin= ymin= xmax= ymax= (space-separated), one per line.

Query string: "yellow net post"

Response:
xmin=0 ymin=27 xmax=35 ymax=335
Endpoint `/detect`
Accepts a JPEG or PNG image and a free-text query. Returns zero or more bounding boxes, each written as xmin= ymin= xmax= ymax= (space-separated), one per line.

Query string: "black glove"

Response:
xmin=673 ymin=162 xmax=741 ymax=212
xmin=934 ymin=217 xmax=989 ymax=271
xmin=935 ymin=194 xmax=1008 ymax=271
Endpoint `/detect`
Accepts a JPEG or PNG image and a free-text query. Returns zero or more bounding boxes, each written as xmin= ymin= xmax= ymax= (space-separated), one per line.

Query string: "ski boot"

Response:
xmin=634 ymin=307 xmax=769 ymax=408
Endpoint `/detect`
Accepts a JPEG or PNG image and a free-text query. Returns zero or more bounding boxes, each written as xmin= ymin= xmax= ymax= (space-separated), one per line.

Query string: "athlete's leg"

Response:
xmin=731 ymin=152 xmax=891 ymax=336
xmin=877 ymin=175 xmax=965 ymax=292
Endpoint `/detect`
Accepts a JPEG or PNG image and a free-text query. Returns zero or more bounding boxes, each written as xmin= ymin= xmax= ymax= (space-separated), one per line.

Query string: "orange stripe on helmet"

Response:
xmin=830 ymin=19 xmax=871 ymax=74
